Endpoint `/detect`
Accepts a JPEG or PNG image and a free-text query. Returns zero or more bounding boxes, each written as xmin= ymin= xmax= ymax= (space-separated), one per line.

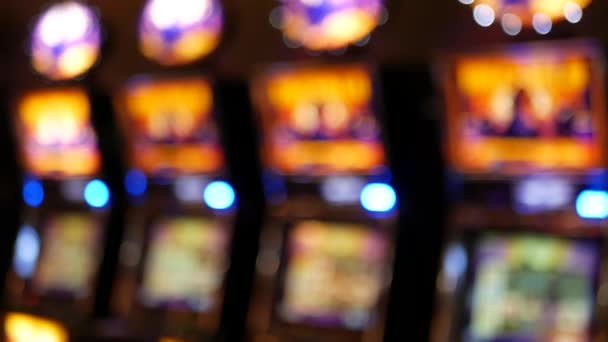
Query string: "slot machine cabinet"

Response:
xmin=104 ymin=0 xmax=236 ymax=340
xmin=431 ymin=41 xmax=607 ymax=342
xmin=109 ymin=76 xmax=235 ymax=341
xmin=247 ymin=63 xmax=397 ymax=342
xmin=1 ymin=2 xmax=122 ymax=341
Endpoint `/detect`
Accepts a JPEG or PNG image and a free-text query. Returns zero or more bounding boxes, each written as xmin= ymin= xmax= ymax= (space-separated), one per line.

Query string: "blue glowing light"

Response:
xmin=13 ymin=225 xmax=40 ymax=278
xmin=125 ymin=169 xmax=148 ymax=196
xmin=23 ymin=178 xmax=45 ymax=207
xmin=84 ymin=179 xmax=110 ymax=208
xmin=576 ymin=190 xmax=608 ymax=219
xmin=360 ymin=183 xmax=396 ymax=213
xmin=203 ymin=181 xmax=235 ymax=210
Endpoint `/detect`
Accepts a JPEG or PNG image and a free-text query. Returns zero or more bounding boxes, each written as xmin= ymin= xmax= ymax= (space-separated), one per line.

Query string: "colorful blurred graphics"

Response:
xmin=461 ymin=0 xmax=591 ymax=27
xmin=469 ymin=235 xmax=597 ymax=342
xmin=280 ymin=221 xmax=388 ymax=329
xmin=33 ymin=214 xmax=101 ymax=297
xmin=253 ymin=64 xmax=384 ymax=176
xmin=280 ymin=0 xmax=383 ymax=50
xmin=446 ymin=46 xmax=605 ymax=174
xmin=4 ymin=313 xmax=67 ymax=342
xmin=139 ymin=0 xmax=223 ymax=66
xmin=31 ymin=1 xmax=101 ymax=80
xmin=16 ymin=88 xmax=101 ymax=178
xmin=120 ymin=77 xmax=223 ymax=176
xmin=141 ymin=217 xmax=228 ymax=312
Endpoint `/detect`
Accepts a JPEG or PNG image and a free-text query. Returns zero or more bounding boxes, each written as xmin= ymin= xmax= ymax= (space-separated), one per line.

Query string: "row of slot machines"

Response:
xmin=0 ymin=1 xmax=606 ymax=342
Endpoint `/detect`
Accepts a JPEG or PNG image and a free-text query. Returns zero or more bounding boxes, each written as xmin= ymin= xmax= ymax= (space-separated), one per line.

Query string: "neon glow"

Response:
xmin=13 ymin=225 xmax=41 ymax=278
xmin=31 ymin=1 xmax=101 ymax=80
xmin=360 ymin=182 xmax=396 ymax=212
xmin=23 ymin=178 xmax=44 ymax=207
xmin=139 ymin=0 xmax=223 ymax=65
xmin=576 ymin=190 xmax=608 ymax=219
xmin=203 ymin=181 xmax=235 ymax=210
xmin=280 ymin=0 xmax=384 ymax=50
xmin=125 ymin=169 xmax=148 ymax=196
xmin=458 ymin=0 xmax=591 ymax=34
xmin=84 ymin=179 xmax=110 ymax=208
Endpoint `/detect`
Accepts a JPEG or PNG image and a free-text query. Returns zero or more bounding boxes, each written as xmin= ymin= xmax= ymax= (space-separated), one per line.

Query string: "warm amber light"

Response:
xmin=445 ymin=44 xmax=605 ymax=175
xmin=4 ymin=313 xmax=68 ymax=342
xmin=16 ymin=88 xmax=101 ymax=178
xmin=120 ymin=78 xmax=223 ymax=175
xmin=253 ymin=64 xmax=384 ymax=176
xmin=280 ymin=0 xmax=383 ymax=50
xmin=31 ymin=1 xmax=101 ymax=80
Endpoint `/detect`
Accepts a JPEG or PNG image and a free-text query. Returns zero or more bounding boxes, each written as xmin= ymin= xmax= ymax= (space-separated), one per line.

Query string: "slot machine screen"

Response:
xmin=15 ymin=88 xmax=101 ymax=178
xmin=278 ymin=221 xmax=388 ymax=330
xmin=118 ymin=77 xmax=224 ymax=176
xmin=140 ymin=217 xmax=229 ymax=312
xmin=468 ymin=235 xmax=597 ymax=342
xmin=252 ymin=64 xmax=385 ymax=176
xmin=444 ymin=43 xmax=605 ymax=175
xmin=33 ymin=213 xmax=102 ymax=297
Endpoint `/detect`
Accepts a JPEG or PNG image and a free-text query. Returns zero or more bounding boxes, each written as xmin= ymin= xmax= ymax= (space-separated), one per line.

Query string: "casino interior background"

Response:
xmin=0 ymin=1 xmax=607 ymax=342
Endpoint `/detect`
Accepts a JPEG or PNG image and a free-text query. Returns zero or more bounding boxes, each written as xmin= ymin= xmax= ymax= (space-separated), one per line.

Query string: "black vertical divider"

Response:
xmin=88 ymin=84 xmax=127 ymax=320
xmin=215 ymin=79 xmax=265 ymax=342
xmin=380 ymin=66 xmax=447 ymax=341
xmin=0 ymin=85 xmax=21 ymax=310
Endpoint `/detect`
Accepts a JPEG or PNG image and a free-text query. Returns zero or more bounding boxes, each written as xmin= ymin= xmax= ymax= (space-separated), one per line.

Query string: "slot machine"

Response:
xmin=105 ymin=0 xmax=236 ymax=340
xmin=247 ymin=62 xmax=397 ymax=341
xmin=1 ymin=2 xmax=120 ymax=341
xmin=432 ymin=41 xmax=607 ymax=342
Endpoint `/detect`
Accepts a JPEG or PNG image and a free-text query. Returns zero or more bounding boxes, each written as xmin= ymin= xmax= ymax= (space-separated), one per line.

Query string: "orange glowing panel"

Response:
xmin=33 ymin=213 xmax=102 ymax=297
xmin=252 ymin=64 xmax=384 ymax=176
xmin=443 ymin=43 xmax=606 ymax=175
xmin=280 ymin=221 xmax=388 ymax=329
xmin=16 ymin=88 xmax=101 ymax=178
xmin=118 ymin=77 xmax=223 ymax=176
xmin=4 ymin=312 xmax=68 ymax=342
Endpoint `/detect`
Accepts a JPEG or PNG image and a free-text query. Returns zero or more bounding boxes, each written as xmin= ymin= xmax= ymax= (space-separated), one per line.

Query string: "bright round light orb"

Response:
xmin=280 ymin=0 xmax=384 ymax=51
xmin=84 ymin=179 xmax=110 ymax=208
xmin=564 ymin=1 xmax=583 ymax=23
xmin=31 ymin=1 xmax=101 ymax=80
xmin=501 ymin=13 xmax=522 ymax=36
xmin=23 ymin=178 xmax=44 ymax=207
xmin=576 ymin=190 xmax=608 ymax=219
xmin=360 ymin=183 xmax=396 ymax=213
xmin=203 ymin=181 xmax=235 ymax=210
xmin=473 ymin=4 xmax=495 ymax=27
xmin=139 ymin=0 xmax=223 ymax=65
xmin=532 ymin=13 xmax=552 ymax=34
xmin=125 ymin=169 xmax=148 ymax=196
xmin=13 ymin=225 xmax=40 ymax=278
xmin=459 ymin=0 xmax=475 ymax=4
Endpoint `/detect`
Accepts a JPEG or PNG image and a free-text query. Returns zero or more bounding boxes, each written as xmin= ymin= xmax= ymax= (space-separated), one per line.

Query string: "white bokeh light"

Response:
xmin=501 ymin=13 xmax=522 ymax=36
xmin=532 ymin=13 xmax=552 ymax=34
xmin=149 ymin=0 xmax=212 ymax=30
xmin=39 ymin=2 xmax=91 ymax=46
xmin=564 ymin=1 xmax=583 ymax=23
xmin=473 ymin=4 xmax=495 ymax=27
xmin=458 ymin=0 xmax=475 ymax=4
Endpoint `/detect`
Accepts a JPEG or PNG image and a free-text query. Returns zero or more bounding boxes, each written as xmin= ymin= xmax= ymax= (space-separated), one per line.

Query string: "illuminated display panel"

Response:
xmin=4 ymin=313 xmax=68 ymax=342
xmin=139 ymin=0 xmax=223 ymax=66
xmin=140 ymin=216 xmax=229 ymax=312
xmin=281 ymin=0 xmax=383 ymax=51
xmin=445 ymin=44 xmax=605 ymax=175
xmin=252 ymin=64 xmax=385 ymax=176
xmin=16 ymin=88 xmax=101 ymax=178
xmin=33 ymin=213 xmax=102 ymax=297
xmin=119 ymin=77 xmax=223 ymax=176
xmin=469 ymin=235 xmax=597 ymax=342
xmin=279 ymin=221 xmax=388 ymax=330
xmin=31 ymin=1 xmax=101 ymax=80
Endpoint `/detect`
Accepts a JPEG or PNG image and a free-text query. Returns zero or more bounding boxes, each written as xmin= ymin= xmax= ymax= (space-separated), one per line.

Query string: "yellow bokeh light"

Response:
xmin=4 ymin=313 xmax=68 ymax=342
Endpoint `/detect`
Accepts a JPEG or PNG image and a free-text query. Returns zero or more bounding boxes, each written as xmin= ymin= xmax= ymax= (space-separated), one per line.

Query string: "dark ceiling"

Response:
xmin=0 ymin=0 xmax=607 ymax=91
